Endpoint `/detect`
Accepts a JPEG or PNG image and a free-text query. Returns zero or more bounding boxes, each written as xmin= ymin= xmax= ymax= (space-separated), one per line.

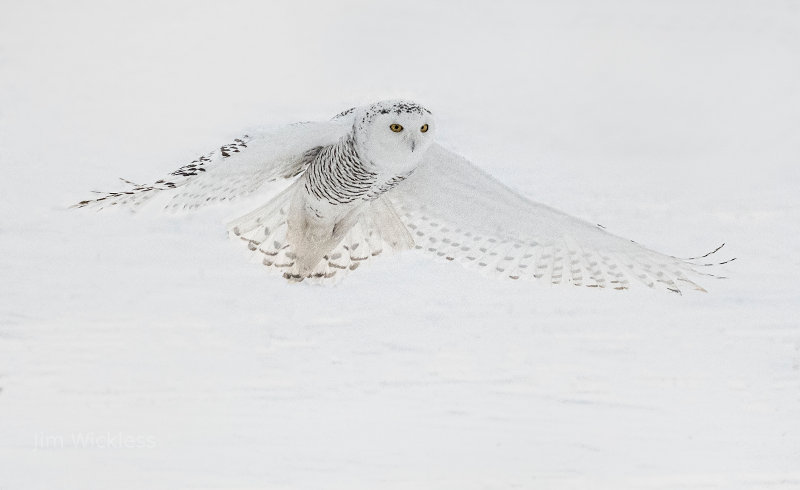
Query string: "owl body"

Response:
xmin=74 ymin=99 xmax=732 ymax=292
xmin=282 ymin=102 xmax=434 ymax=278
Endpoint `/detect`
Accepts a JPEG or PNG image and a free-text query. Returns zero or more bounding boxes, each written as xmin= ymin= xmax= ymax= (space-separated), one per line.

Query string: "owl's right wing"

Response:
xmin=73 ymin=118 xmax=352 ymax=211
xmin=386 ymin=143 xmax=733 ymax=293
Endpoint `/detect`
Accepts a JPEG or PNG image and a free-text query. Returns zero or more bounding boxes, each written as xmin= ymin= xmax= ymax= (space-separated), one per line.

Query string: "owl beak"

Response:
xmin=410 ymin=139 xmax=416 ymax=152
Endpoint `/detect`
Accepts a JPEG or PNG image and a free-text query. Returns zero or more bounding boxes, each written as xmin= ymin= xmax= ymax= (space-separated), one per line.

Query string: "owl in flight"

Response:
xmin=74 ymin=100 xmax=733 ymax=293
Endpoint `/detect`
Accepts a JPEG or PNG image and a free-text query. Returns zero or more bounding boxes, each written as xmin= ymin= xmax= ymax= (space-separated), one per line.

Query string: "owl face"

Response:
xmin=353 ymin=100 xmax=435 ymax=173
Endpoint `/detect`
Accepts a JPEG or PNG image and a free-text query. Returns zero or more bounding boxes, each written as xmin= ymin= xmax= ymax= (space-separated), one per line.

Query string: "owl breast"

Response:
xmin=303 ymin=135 xmax=414 ymax=206
xmin=304 ymin=135 xmax=375 ymax=205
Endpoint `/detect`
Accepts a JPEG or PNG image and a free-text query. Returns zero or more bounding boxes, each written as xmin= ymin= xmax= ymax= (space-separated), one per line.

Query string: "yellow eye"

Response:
xmin=390 ymin=124 xmax=404 ymax=132
xmin=420 ymin=123 xmax=429 ymax=133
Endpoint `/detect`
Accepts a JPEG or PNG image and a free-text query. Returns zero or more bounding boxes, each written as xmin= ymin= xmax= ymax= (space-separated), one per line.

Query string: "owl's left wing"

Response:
xmin=385 ymin=143 xmax=733 ymax=293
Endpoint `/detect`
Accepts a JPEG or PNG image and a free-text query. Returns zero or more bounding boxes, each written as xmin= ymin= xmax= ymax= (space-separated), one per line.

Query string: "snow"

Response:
xmin=1 ymin=0 xmax=799 ymax=488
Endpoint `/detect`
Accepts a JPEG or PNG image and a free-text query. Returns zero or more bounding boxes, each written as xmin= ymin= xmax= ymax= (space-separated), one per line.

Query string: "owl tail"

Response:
xmin=228 ymin=184 xmax=414 ymax=283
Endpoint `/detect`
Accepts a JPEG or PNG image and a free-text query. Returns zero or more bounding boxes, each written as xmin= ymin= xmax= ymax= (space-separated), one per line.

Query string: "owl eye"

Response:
xmin=390 ymin=124 xmax=404 ymax=132
xmin=420 ymin=124 xmax=429 ymax=133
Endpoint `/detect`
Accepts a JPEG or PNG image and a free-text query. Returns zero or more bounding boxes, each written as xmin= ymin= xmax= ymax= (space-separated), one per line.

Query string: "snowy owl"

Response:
xmin=74 ymin=100 xmax=733 ymax=292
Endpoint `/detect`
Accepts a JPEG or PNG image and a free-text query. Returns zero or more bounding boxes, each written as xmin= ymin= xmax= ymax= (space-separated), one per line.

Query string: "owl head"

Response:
xmin=352 ymin=100 xmax=436 ymax=172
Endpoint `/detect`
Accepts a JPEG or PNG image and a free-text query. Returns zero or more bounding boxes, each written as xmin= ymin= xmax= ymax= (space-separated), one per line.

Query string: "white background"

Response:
xmin=1 ymin=1 xmax=798 ymax=488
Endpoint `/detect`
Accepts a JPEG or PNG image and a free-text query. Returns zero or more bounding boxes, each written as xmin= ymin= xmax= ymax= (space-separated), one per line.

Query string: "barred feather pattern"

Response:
xmin=304 ymin=135 xmax=377 ymax=205
xmin=229 ymin=189 xmax=413 ymax=283
xmin=72 ymin=136 xmax=253 ymax=210
xmin=391 ymin=201 xmax=718 ymax=294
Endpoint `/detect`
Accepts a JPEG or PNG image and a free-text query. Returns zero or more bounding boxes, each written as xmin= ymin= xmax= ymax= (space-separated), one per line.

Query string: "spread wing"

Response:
xmin=386 ymin=143 xmax=734 ymax=293
xmin=73 ymin=118 xmax=352 ymax=211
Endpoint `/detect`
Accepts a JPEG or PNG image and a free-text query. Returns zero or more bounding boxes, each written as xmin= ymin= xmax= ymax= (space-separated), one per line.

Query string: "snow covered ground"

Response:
xmin=1 ymin=1 xmax=798 ymax=488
